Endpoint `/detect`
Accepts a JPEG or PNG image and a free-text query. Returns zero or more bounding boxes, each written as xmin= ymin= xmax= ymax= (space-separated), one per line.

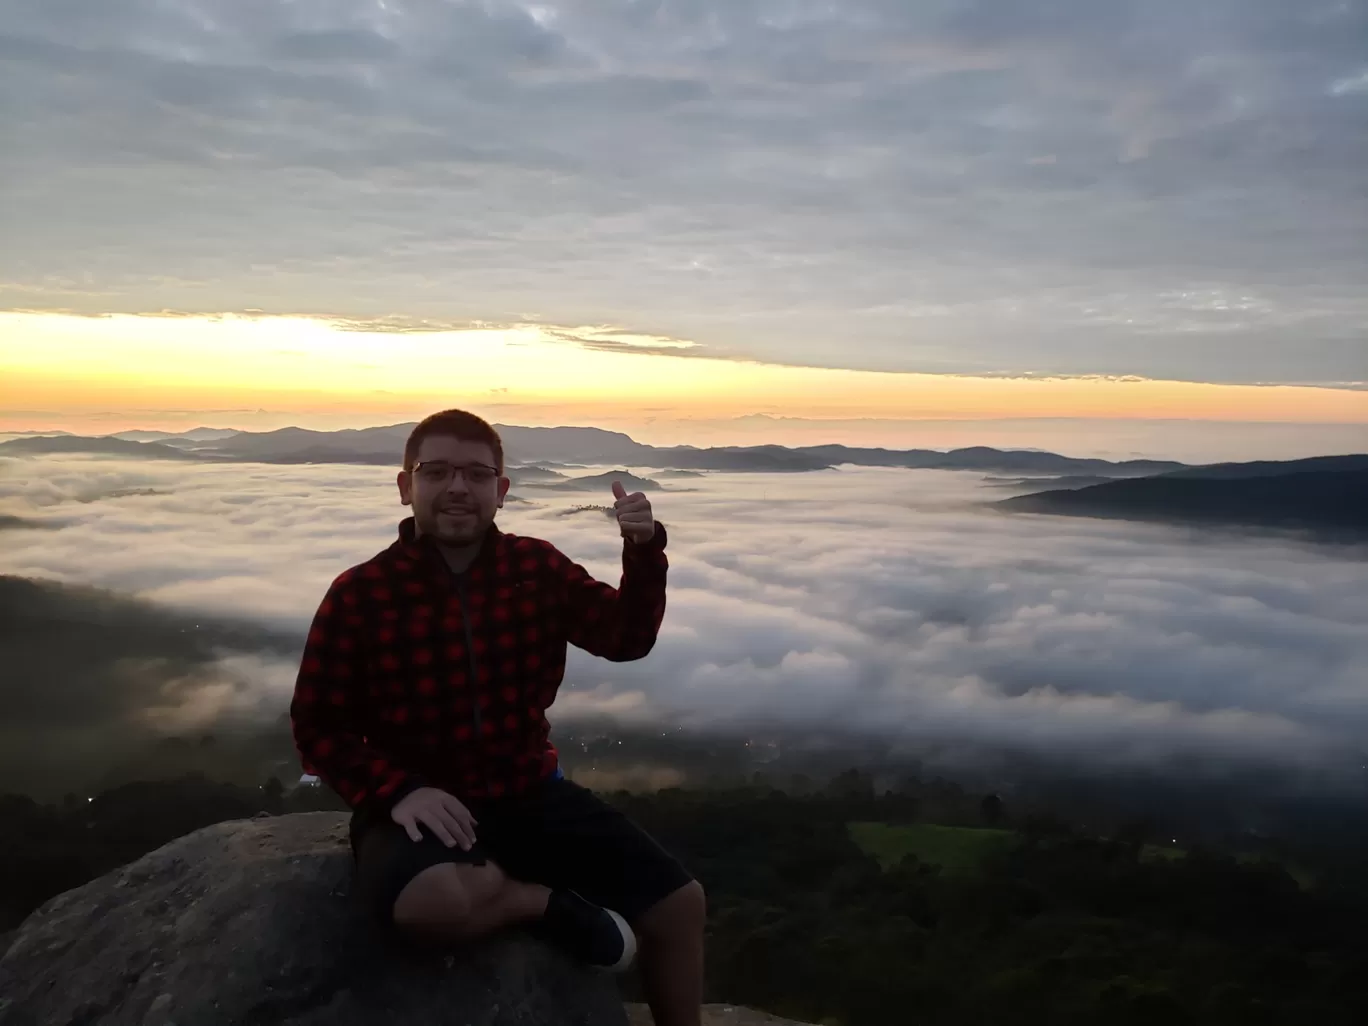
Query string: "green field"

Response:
xmin=850 ymin=821 xmax=1015 ymax=873
xmin=1140 ymin=843 xmax=1186 ymax=862
xmin=853 ymin=824 xmax=1315 ymax=888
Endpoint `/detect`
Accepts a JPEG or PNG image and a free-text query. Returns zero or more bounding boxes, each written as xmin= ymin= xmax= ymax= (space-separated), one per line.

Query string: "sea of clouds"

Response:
xmin=2 ymin=453 xmax=1366 ymax=792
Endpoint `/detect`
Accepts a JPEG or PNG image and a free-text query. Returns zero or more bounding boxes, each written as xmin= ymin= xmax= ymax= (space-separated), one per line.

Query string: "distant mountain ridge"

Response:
xmin=6 ymin=422 xmax=1359 ymax=540
xmin=0 ymin=435 xmax=200 ymax=460
xmin=1158 ymin=454 xmax=1368 ymax=480
xmin=0 ymin=422 xmax=1188 ymax=477
xmin=112 ymin=427 xmax=240 ymax=444
xmin=999 ymin=456 xmax=1368 ymax=538
xmin=792 ymin=444 xmax=1176 ymax=476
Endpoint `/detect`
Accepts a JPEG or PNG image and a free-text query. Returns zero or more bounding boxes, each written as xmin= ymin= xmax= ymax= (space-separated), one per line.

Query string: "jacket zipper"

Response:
xmin=454 ymin=574 xmax=488 ymax=794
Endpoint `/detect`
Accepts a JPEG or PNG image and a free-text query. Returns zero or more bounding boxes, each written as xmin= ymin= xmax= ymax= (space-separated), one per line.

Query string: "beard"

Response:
xmin=415 ymin=502 xmax=493 ymax=546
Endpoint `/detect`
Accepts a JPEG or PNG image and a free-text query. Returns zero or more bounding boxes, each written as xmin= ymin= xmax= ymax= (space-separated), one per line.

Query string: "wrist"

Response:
xmin=624 ymin=522 xmax=666 ymax=551
xmin=381 ymin=775 xmax=428 ymax=814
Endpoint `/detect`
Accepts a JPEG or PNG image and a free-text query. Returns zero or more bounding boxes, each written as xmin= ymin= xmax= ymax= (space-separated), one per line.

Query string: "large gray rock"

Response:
xmin=627 ymin=1006 xmax=812 ymax=1026
xmin=0 ymin=812 xmax=628 ymax=1026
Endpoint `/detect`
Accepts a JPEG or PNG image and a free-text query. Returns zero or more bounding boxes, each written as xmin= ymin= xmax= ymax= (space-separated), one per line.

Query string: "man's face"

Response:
xmin=397 ymin=435 xmax=510 ymax=546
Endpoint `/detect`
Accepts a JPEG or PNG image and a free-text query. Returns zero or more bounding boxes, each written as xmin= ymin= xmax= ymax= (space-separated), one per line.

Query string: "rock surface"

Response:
xmin=0 ymin=812 xmax=627 ymax=1026
xmin=626 ymin=1006 xmax=813 ymax=1026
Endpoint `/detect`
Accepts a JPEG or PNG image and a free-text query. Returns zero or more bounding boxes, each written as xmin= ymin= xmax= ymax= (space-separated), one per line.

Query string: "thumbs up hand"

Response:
xmin=611 ymin=479 xmax=656 ymax=545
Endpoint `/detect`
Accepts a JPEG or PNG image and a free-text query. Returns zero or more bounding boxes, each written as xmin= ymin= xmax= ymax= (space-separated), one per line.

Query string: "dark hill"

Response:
xmin=0 ymin=515 xmax=61 ymax=531
xmin=1000 ymin=468 xmax=1368 ymax=538
xmin=1159 ymin=454 xmax=1368 ymax=480
xmin=0 ymin=575 xmax=300 ymax=798
xmin=507 ymin=465 xmax=569 ymax=483
xmin=0 ymin=436 xmax=198 ymax=460
xmin=539 ymin=471 xmax=661 ymax=492
xmin=985 ymin=474 xmax=1115 ymax=491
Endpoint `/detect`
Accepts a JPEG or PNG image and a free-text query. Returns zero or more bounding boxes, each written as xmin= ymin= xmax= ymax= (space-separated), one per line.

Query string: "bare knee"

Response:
xmin=636 ymin=880 xmax=706 ymax=943
xmin=393 ymin=861 xmax=507 ymax=936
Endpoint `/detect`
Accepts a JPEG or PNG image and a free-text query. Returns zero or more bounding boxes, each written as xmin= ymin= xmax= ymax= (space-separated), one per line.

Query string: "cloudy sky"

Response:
xmin=1 ymin=0 xmax=1365 ymax=452
xmin=3 ymin=454 xmax=1366 ymax=797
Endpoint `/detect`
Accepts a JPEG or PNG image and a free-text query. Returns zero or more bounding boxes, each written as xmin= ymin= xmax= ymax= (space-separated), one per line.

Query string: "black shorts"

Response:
xmin=350 ymin=776 xmax=694 ymax=927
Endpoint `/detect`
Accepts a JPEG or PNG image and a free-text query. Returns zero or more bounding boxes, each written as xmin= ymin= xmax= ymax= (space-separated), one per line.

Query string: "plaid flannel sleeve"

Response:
xmin=289 ymin=572 xmax=426 ymax=811
xmin=556 ymin=522 xmax=668 ymax=662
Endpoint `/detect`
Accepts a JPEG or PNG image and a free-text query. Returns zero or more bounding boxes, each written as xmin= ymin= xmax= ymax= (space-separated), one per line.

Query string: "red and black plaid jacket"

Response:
xmin=290 ymin=516 xmax=667 ymax=811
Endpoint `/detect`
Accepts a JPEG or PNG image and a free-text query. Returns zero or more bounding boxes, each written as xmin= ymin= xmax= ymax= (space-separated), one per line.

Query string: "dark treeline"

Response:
xmin=4 ymin=773 xmax=1368 ymax=1025
xmin=616 ymin=787 xmax=1368 ymax=1026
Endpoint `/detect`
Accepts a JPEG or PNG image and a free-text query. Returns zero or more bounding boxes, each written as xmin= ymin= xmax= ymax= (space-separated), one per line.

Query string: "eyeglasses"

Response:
xmin=410 ymin=460 xmax=500 ymax=486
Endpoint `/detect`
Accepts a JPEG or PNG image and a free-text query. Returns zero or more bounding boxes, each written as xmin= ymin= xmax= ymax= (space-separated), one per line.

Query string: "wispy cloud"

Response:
xmin=542 ymin=326 xmax=713 ymax=359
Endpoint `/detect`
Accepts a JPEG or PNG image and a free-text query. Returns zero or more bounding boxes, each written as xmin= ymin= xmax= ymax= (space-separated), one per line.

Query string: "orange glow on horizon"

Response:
xmin=2 ymin=311 xmax=1365 ymax=437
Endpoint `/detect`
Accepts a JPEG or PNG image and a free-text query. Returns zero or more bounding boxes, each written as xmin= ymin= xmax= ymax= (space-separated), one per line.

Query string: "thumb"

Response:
xmin=611 ymin=480 xmax=627 ymax=501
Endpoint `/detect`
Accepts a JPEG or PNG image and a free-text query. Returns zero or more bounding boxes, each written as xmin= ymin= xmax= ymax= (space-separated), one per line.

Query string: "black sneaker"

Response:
xmin=538 ymin=889 xmax=637 ymax=972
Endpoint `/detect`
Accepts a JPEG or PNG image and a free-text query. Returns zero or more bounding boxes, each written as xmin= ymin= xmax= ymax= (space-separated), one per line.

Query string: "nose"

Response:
xmin=442 ymin=473 xmax=472 ymax=498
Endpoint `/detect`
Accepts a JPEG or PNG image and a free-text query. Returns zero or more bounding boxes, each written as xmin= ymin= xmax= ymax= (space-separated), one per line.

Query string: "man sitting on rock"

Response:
xmin=291 ymin=409 xmax=704 ymax=1026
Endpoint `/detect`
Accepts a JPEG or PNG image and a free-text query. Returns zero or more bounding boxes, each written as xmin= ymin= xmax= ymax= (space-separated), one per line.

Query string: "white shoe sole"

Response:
xmin=604 ymin=908 xmax=637 ymax=973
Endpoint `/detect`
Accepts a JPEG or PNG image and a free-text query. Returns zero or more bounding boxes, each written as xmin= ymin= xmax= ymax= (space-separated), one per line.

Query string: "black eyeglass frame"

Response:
xmin=409 ymin=460 xmax=502 ymax=483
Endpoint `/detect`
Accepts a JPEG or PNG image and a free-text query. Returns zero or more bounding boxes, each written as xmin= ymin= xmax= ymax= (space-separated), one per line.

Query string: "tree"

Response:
xmin=980 ymin=793 xmax=1005 ymax=827
xmin=263 ymin=776 xmax=285 ymax=812
xmin=827 ymin=768 xmax=874 ymax=800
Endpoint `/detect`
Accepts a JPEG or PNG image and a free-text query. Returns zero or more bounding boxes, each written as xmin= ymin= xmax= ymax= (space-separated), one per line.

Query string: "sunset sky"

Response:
xmin=2 ymin=1 xmax=1365 ymax=458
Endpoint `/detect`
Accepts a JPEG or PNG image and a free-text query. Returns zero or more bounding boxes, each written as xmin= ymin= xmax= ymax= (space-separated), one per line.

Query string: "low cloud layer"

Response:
xmin=2 ymin=453 xmax=1365 ymax=799
xmin=3 ymin=1 xmax=1366 ymax=384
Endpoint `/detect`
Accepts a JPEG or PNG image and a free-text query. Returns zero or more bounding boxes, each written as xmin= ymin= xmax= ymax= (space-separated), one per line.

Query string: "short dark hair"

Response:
xmin=403 ymin=409 xmax=504 ymax=473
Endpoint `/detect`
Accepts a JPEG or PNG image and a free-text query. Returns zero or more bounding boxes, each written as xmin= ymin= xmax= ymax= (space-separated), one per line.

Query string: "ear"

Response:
xmin=397 ymin=469 xmax=413 ymax=507
xmin=496 ymin=474 xmax=511 ymax=509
